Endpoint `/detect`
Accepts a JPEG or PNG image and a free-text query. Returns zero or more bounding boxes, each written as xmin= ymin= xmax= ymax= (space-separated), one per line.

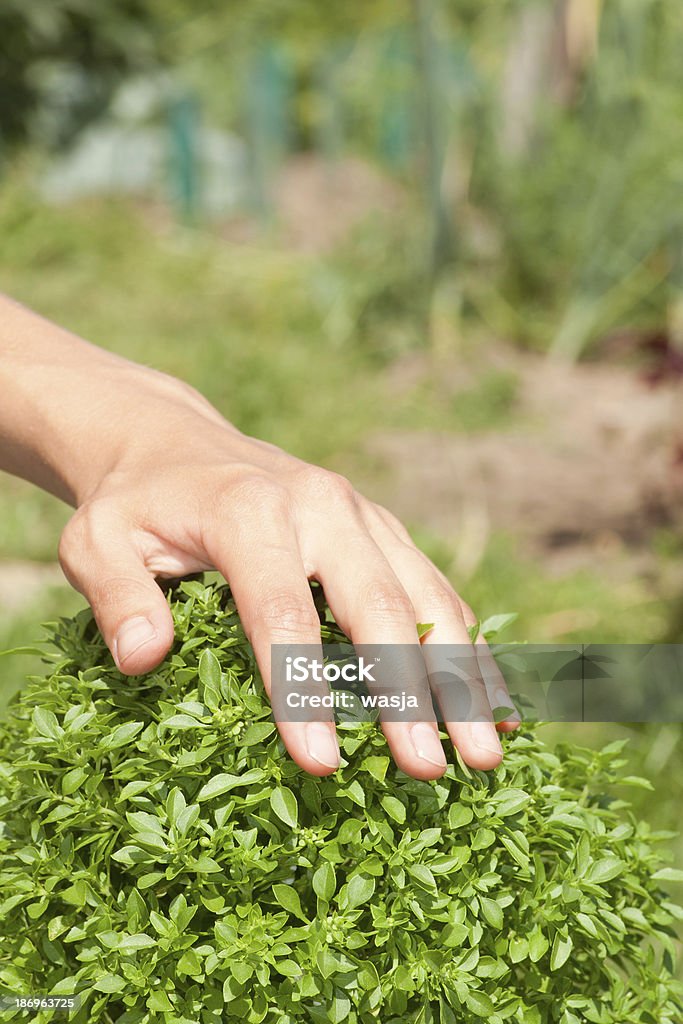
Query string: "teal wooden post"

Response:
xmin=411 ymin=0 xmax=455 ymax=279
xmin=315 ymin=46 xmax=347 ymax=168
xmin=168 ymin=91 xmax=201 ymax=222
xmin=379 ymin=28 xmax=414 ymax=174
xmin=244 ymin=44 xmax=292 ymax=222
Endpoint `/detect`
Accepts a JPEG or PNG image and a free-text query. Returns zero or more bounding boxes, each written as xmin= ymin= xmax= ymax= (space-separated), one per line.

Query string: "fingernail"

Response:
xmin=305 ymin=721 xmax=340 ymax=769
xmin=114 ymin=616 xmax=157 ymax=667
xmin=410 ymin=722 xmax=447 ymax=768
xmin=469 ymin=720 xmax=503 ymax=756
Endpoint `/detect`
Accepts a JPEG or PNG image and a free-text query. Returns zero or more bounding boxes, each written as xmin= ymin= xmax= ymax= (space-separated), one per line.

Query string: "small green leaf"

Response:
xmin=176 ymin=804 xmax=200 ymax=836
xmin=448 ymin=804 xmax=474 ymax=829
xmin=270 ymin=785 xmax=298 ymax=828
xmin=380 ymin=795 xmax=406 ymax=824
xmin=313 ymin=862 xmax=337 ymax=902
xmin=408 ymin=864 xmax=437 ymax=891
xmin=132 ymin=832 xmax=168 ymax=854
xmin=231 ymin=961 xmax=255 ymax=983
xmin=118 ymin=933 xmax=157 ymax=953
xmin=619 ymin=775 xmax=654 ymax=791
xmin=330 ymin=991 xmax=351 ymax=1023
xmin=346 ymin=875 xmax=375 ymax=908
xmin=100 ymin=721 xmax=143 ymax=750
xmin=199 ymin=648 xmax=222 ymax=689
xmin=490 ymin=788 xmax=531 ymax=818
xmin=480 ymin=897 xmax=504 ymax=930
xmin=465 ymin=990 xmax=496 ymax=1016
xmin=93 ymin=974 xmax=126 ymax=993
xmin=338 ymin=819 xmax=364 ymax=844
xmin=62 ymin=766 xmax=89 ymax=795
xmin=549 ymin=932 xmax=573 ymax=971
xmin=193 ymin=855 xmax=222 ymax=872
xmin=242 ymin=721 xmax=276 ymax=745
xmin=273 ymin=884 xmax=307 ymax=920
xmin=528 ymin=927 xmax=549 ymax=962
xmin=472 ymin=828 xmax=496 ymax=850
xmin=147 ymin=990 xmax=174 ymax=1012
xmin=417 ymin=622 xmax=434 ymax=639
xmin=196 ymin=768 xmax=264 ymax=802
xmin=492 ymin=705 xmax=517 ymax=724
xmin=177 ymin=950 xmax=203 ymax=976
xmin=479 ymin=613 xmax=518 ymax=639
xmin=584 ymin=857 xmax=624 ymax=885
xmin=467 ymin=621 xmax=481 ymax=643
xmin=652 ymin=867 xmax=683 ymax=883
xmin=509 ymin=936 xmax=528 ymax=962
xmin=576 ymin=913 xmax=600 ymax=939
xmin=358 ymin=961 xmax=380 ymax=991
xmin=161 ymin=714 xmax=209 ymax=729
xmin=166 ymin=787 xmax=186 ymax=825
xmin=32 ymin=707 xmax=62 ymax=740
xmin=360 ymin=755 xmax=390 ymax=783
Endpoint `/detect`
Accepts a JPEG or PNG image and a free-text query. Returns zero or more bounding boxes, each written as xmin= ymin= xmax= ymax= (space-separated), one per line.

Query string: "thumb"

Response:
xmin=58 ymin=509 xmax=175 ymax=675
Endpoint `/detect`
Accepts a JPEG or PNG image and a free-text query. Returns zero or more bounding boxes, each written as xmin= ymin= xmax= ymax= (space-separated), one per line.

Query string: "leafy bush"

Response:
xmin=0 ymin=580 xmax=682 ymax=1024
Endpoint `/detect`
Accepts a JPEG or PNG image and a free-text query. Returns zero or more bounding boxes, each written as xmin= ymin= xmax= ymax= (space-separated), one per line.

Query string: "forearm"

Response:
xmin=0 ymin=295 xmax=229 ymax=505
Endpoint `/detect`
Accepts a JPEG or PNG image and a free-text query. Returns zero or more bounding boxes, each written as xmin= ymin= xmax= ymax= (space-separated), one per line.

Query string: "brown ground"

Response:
xmin=358 ymin=348 xmax=683 ymax=587
xmin=0 ymin=561 xmax=65 ymax=614
xmin=272 ymin=154 xmax=404 ymax=253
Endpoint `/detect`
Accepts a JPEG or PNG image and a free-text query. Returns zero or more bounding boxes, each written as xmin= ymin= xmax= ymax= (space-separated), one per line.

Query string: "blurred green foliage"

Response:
xmin=0 ymin=0 xmax=157 ymax=147
xmin=4 ymin=1 xmax=683 ymax=353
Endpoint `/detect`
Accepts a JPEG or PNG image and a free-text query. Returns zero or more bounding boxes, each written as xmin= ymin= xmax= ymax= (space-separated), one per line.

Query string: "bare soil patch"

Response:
xmin=361 ymin=351 xmax=683 ymax=577
xmin=0 ymin=562 xmax=65 ymax=614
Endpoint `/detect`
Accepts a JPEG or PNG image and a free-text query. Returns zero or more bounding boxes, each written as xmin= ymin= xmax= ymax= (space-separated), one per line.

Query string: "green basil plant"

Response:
xmin=0 ymin=579 xmax=681 ymax=1024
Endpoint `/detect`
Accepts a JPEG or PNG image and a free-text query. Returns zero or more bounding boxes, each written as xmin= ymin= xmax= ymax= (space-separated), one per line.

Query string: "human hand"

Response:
xmin=0 ymin=298 xmax=518 ymax=781
xmin=55 ymin=372 xmax=517 ymax=780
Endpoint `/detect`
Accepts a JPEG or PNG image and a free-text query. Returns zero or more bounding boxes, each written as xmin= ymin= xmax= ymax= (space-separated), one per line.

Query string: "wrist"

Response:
xmin=0 ymin=297 xmax=231 ymax=505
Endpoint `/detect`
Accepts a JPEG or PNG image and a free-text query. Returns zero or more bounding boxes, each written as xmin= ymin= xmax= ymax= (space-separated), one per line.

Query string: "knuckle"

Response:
xmin=302 ymin=467 xmax=355 ymax=505
xmin=58 ymin=503 xmax=104 ymax=570
xmin=254 ymin=590 xmax=320 ymax=638
xmin=58 ymin=516 xmax=84 ymax=570
xmin=228 ymin=475 xmax=290 ymax=515
xmin=421 ymin=580 xmax=458 ymax=615
xmin=362 ymin=580 xmax=414 ymax=621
